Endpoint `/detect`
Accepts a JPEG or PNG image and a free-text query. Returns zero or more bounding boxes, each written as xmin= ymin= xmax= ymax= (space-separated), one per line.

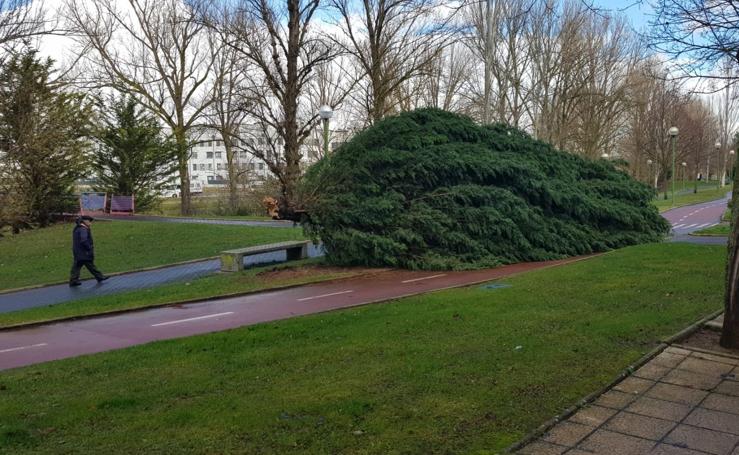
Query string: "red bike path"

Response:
xmin=0 ymin=257 xmax=587 ymax=371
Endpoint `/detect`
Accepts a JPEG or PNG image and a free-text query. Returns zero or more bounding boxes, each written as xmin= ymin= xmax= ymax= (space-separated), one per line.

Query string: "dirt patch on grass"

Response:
xmin=680 ymin=328 xmax=739 ymax=357
xmin=255 ymin=265 xmax=384 ymax=282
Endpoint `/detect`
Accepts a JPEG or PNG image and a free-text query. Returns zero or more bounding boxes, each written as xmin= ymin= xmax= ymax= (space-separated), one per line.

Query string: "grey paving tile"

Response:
xmin=664 ymin=424 xmax=739 ymax=454
xmin=650 ymin=443 xmax=714 ymax=455
xmin=595 ymin=390 xmax=639 ymax=410
xmin=647 ymin=383 xmax=709 ymax=406
xmin=577 ymin=429 xmax=656 ymax=454
xmin=665 ymin=347 xmax=692 ymax=356
xmin=716 ymin=380 xmax=739 ymax=397
xmin=702 ymin=393 xmax=739 ymax=415
xmin=635 ymin=363 xmax=672 ymax=381
xmin=661 ymin=368 xmax=723 ymax=391
xmin=625 ymin=397 xmax=692 ymax=422
xmin=677 ymin=357 xmax=735 ymax=376
xmin=614 ymin=377 xmax=656 ymax=395
xmin=604 ymin=411 xmax=675 ymax=440
xmin=684 ymin=408 xmax=739 ymax=435
xmin=692 ymin=351 xmax=739 ymax=366
xmin=654 ymin=352 xmax=688 ymax=368
xmin=569 ymin=405 xmax=617 ymax=427
xmin=516 ymin=440 xmax=567 ymax=454
xmin=541 ymin=421 xmax=593 ymax=447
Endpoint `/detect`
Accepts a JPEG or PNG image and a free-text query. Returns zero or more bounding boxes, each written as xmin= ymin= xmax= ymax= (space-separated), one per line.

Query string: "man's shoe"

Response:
xmin=97 ymin=276 xmax=110 ymax=283
xmin=69 ymin=281 xmax=82 ymax=287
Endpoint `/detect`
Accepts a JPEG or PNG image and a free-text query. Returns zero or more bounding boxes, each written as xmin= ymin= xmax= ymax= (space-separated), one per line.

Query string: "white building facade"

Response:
xmin=186 ymin=125 xmax=350 ymax=192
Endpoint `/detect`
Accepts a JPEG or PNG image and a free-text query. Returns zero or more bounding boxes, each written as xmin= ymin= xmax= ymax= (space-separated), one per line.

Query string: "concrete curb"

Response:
xmin=503 ymin=308 xmax=724 ymax=454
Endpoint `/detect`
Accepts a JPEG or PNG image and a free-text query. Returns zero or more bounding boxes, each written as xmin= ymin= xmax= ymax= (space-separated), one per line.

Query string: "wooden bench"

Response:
xmin=220 ymin=240 xmax=311 ymax=272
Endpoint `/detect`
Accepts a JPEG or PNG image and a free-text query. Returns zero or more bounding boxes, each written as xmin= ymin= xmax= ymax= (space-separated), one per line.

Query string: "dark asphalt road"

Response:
xmin=662 ymin=195 xmax=729 ymax=235
xmin=0 ymin=257 xmax=588 ymax=371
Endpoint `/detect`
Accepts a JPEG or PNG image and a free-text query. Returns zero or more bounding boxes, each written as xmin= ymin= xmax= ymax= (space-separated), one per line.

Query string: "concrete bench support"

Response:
xmin=220 ymin=240 xmax=311 ymax=272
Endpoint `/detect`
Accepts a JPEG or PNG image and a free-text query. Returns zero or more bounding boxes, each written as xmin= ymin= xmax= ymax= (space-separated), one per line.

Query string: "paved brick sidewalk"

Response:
xmin=518 ymin=345 xmax=739 ymax=454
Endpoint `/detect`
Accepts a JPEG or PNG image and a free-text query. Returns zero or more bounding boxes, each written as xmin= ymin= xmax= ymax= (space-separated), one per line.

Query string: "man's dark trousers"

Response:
xmin=70 ymin=260 xmax=104 ymax=282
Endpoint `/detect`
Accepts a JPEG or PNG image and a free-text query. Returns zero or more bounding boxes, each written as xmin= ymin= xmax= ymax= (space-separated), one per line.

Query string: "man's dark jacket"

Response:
xmin=72 ymin=222 xmax=94 ymax=261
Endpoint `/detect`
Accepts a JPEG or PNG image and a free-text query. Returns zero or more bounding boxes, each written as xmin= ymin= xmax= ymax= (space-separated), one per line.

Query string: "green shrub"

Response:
xmin=301 ymin=109 xmax=669 ymax=269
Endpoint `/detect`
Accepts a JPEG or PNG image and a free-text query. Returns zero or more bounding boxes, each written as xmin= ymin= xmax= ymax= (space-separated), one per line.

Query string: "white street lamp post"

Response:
xmin=668 ymin=127 xmax=679 ymax=206
xmin=318 ymin=105 xmax=333 ymax=156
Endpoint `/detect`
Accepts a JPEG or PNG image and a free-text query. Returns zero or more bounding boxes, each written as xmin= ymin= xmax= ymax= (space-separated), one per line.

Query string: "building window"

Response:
xmin=233 ymin=138 xmax=239 ymax=146
xmin=258 ymin=163 xmax=264 ymax=170
xmin=239 ymin=151 xmax=247 ymax=159
xmin=215 ymin=152 xmax=222 ymax=159
xmin=192 ymin=163 xmax=197 ymax=171
xmin=199 ymin=164 xmax=205 ymax=171
xmin=331 ymin=142 xmax=342 ymax=150
xmin=206 ymin=141 xmax=212 ymax=147
xmin=216 ymin=140 xmax=223 ymax=146
xmin=206 ymin=152 xmax=213 ymax=159
xmin=191 ymin=152 xmax=198 ymax=159
xmin=216 ymin=163 xmax=222 ymax=170
xmin=207 ymin=163 xmax=213 ymax=170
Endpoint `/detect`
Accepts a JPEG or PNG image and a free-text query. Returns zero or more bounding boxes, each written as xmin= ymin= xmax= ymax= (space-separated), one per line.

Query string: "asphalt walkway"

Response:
xmin=0 ymin=244 xmax=324 ymax=313
xmin=0 ymin=257 xmax=585 ymax=371
xmin=96 ymin=214 xmax=294 ymax=228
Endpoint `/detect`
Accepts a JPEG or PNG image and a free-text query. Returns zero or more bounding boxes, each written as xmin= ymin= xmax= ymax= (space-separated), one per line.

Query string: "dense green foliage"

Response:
xmin=92 ymin=96 xmax=178 ymax=211
xmin=0 ymin=51 xmax=92 ymax=231
xmin=303 ymin=109 xmax=670 ymax=269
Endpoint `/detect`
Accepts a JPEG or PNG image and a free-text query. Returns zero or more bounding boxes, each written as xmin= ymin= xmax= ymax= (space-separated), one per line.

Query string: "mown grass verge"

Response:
xmin=0 ymin=260 xmax=366 ymax=328
xmin=0 ymin=242 xmax=725 ymax=454
xmin=0 ymin=221 xmax=305 ymax=291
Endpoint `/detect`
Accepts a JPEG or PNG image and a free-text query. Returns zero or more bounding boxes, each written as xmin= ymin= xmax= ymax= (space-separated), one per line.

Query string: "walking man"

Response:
xmin=70 ymin=216 xmax=109 ymax=287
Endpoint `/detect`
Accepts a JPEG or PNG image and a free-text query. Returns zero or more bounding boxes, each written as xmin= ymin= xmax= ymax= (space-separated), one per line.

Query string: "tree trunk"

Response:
xmin=721 ymin=159 xmax=739 ymax=347
xmin=174 ymin=128 xmax=191 ymax=216
xmin=224 ymin=135 xmax=238 ymax=214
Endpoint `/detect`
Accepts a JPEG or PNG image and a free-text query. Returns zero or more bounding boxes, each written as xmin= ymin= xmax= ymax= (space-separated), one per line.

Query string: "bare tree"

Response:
xmin=329 ymin=0 xmax=451 ymax=125
xmin=205 ymin=26 xmax=251 ymax=213
xmin=223 ymin=0 xmax=337 ymax=220
xmin=650 ymin=0 xmax=739 ymax=349
xmin=64 ymin=0 xmax=218 ymax=215
xmin=423 ymin=42 xmax=472 ymax=113
xmin=0 ymin=0 xmax=54 ymax=52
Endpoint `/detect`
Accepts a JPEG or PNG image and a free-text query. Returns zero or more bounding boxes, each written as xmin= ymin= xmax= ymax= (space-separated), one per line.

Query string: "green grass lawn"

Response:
xmin=0 ymin=242 xmax=725 ymax=454
xmin=0 ymin=260 xmax=365 ymax=328
xmin=654 ymin=183 xmax=732 ymax=212
xmin=692 ymin=223 xmax=731 ymax=236
xmin=0 ymin=221 xmax=305 ymax=291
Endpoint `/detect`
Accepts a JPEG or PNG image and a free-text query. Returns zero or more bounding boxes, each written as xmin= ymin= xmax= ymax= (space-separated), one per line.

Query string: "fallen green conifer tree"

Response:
xmin=301 ymin=109 xmax=669 ymax=270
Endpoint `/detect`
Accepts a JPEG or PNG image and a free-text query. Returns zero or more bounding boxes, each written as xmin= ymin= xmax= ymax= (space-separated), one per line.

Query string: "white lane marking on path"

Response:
xmin=401 ymin=274 xmax=447 ymax=284
xmin=672 ymin=224 xmax=684 ymax=228
xmin=684 ymin=224 xmax=697 ymax=228
xmin=0 ymin=343 xmax=47 ymax=354
xmin=297 ymin=290 xmax=354 ymax=302
xmin=151 ymin=312 xmax=234 ymax=327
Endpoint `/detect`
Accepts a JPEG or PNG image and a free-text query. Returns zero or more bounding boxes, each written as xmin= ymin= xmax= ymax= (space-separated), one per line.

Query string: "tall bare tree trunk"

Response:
xmin=722 ymin=158 xmax=739 ymax=347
